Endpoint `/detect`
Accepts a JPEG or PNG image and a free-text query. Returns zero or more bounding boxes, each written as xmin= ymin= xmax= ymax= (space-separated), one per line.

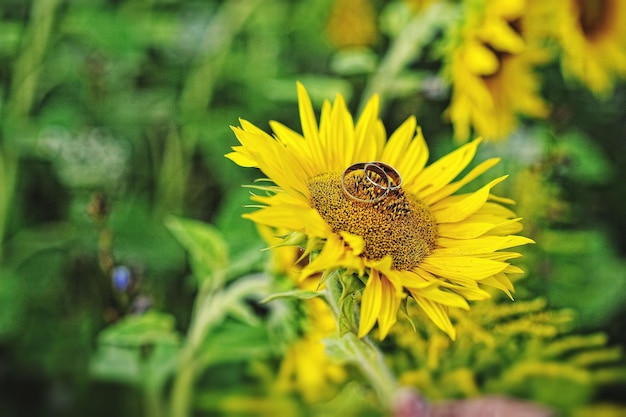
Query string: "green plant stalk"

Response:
xmin=0 ymin=148 xmax=17 ymax=261
xmin=143 ymin=381 xmax=165 ymax=417
xmin=324 ymin=272 xmax=398 ymax=409
xmin=0 ymin=0 xmax=61 ymax=258
xmin=168 ymin=276 xmax=218 ymax=417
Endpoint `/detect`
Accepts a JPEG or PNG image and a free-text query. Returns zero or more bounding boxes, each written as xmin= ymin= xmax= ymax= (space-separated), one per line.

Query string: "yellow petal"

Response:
xmin=423 ymin=157 xmax=500 ymax=205
xmin=244 ymin=205 xmax=330 ymax=238
xmin=438 ymin=220 xmax=505 ymax=239
xmin=353 ymin=94 xmax=381 ymax=163
xmin=297 ymin=81 xmax=320 ymax=143
xmin=387 ymin=268 xmax=438 ymax=290
xmin=410 ymin=294 xmax=456 ymax=340
xmin=432 ymin=235 xmax=535 ymax=256
xmin=432 ymin=176 xmax=508 ymax=223
xmin=414 ymin=139 xmax=482 ymax=199
xmin=383 ymin=120 xmax=430 ymax=191
xmin=339 ymin=231 xmax=364 ymax=256
xmin=417 ymin=286 xmax=470 ymax=310
xmin=380 ymin=116 xmax=417 ymax=164
xmin=420 ymin=256 xmax=509 ymax=282
xmin=377 ymin=276 xmax=402 ymax=339
xmin=300 ymin=234 xmax=345 ymax=279
xmin=358 ymin=270 xmax=382 ymax=338
xmin=477 ymin=21 xmax=525 ymax=54
xmin=225 ymin=148 xmax=257 ymax=168
xmin=474 ymin=202 xmax=518 ymax=218
xmin=480 ymin=273 xmax=515 ymax=299
xmin=327 ymin=93 xmax=354 ymax=169
xmin=463 ymin=41 xmax=499 ymax=75
xmin=297 ymin=82 xmax=327 ymax=169
xmin=438 ymin=281 xmax=491 ymax=301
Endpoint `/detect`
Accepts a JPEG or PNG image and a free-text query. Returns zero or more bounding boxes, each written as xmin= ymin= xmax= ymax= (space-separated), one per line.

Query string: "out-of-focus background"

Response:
xmin=0 ymin=0 xmax=625 ymax=416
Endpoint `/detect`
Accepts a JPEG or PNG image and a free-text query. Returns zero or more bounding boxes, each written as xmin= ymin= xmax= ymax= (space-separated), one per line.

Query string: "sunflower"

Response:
xmin=227 ymin=83 xmax=532 ymax=340
xmin=555 ymin=0 xmax=626 ymax=95
xmin=444 ymin=0 xmax=550 ymax=142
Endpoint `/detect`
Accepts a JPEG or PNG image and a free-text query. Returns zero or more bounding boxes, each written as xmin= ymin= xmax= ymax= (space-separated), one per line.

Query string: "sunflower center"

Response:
xmin=307 ymin=163 xmax=437 ymax=270
xmin=576 ymin=0 xmax=613 ymax=39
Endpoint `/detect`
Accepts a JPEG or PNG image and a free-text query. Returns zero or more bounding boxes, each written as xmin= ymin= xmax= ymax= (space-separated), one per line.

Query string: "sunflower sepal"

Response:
xmin=260 ymin=289 xmax=322 ymax=304
xmin=338 ymin=271 xmax=366 ymax=301
xmin=260 ymin=230 xmax=307 ymax=252
xmin=323 ymin=270 xmax=360 ymax=336
xmin=398 ymin=297 xmax=418 ymax=333
xmin=339 ymin=293 xmax=359 ymax=336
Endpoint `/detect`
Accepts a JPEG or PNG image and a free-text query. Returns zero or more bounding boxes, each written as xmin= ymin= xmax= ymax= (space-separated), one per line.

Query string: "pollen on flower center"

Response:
xmin=307 ymin=167 xmax=438 ymax=270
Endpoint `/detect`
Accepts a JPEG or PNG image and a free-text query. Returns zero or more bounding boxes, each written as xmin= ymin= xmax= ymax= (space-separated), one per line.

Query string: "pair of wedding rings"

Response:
xmin=341 ymin=161 xmax=403 ymax=203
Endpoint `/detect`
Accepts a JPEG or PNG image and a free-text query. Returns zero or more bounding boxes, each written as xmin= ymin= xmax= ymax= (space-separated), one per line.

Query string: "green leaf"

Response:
xmin=92 ymin=311 xmax=181 ymax=388
xmin=555 ymin=131 xmax=612 ymax=184
xmin=0 ymin=268 xmax=25 ymax=338
xmin=90 ymin=345 xmax=143 ymax=385
xmin=99 ymin=311 xmax=181 ymax=348
xmin=539 ymin=229 xmax=626 ymax=327
xmin=339 ymin=294 xmax=358 ymax=337
xmin=260 ymin=289 xmax=321 ymax=304
xmin=196 ymin=321 xmax=274 ymax=367
xmin=165 ymin=216 xmax=229 ymax=285
xmin=91 ymin=338 xmax=180 ymax=389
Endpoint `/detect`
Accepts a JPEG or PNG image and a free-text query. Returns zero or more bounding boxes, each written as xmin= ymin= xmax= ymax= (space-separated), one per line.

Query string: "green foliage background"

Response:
xmin=0 ymin=0 xmax=625 ymax=416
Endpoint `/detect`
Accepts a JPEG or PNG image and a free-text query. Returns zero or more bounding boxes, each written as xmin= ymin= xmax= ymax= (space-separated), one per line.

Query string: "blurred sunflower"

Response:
xmin=258 ymin=226 xmax=346 ymax=403
xmin=275 ymin=295 xmax=346 ymax=403
xmin=227 ymin=83 xmax=532 ymax=340
xmin=444 ymin=0 xmax=550 ymax=142
xmin=325 ymin=0 xmax=378 ymax=49
xmin=555 ymin=0 xmax=626 ymax=95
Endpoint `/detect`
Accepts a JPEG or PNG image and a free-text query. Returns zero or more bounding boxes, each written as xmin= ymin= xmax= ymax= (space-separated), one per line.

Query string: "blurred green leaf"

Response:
xmin=0 ymin=269 xmax=24 ymax=339
xmin=165 ymin=215 xmax=228 ymax=285
xmin=555 ymin=131 xmax=613 ymax=184
xmin=99 ymin=310 xmax=180 ymax=347
xmin=330 ymin=48 xmax=378 ymax=75
xmin=197 ymin=321 xmax=274 ymax=367
xmin=261 ymin=76 xmax=354 ymax=105
xmin=92 ymin=332 xmax=180 ymax=389
xmin=539 ymin=229 xmax=626 ymax=327
xmin=90 ymin=344 xmax=143 ymax=385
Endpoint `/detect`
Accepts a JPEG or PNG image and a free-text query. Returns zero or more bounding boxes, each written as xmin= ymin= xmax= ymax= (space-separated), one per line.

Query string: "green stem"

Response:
xmin=0 ymin=0 xmax=61 ymax=259
xmin=0 ymin=148 xmax=17 ymax=261
xmin=344 ymin=333 xmax=398 ymax=406
xmin=168 ymin=277 xmax=216 ymax=417
xmin=168 ymin=348 xmax=197 ymax=417
xmin=143 ymin=384 xmax=164 ymax=417
xmin=323 ymin=272 xmax=398 ymax=409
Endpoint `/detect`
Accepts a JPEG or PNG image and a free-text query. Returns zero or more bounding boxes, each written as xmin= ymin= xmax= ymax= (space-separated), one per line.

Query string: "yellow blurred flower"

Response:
xmin=275 ymin=296 xmax=347 ymax=403
xmin=325 ymin=0 xmax=378 ymax=49
xmin=444 ymin=0 xmax=550 ymax=142
xmin=228 ymin=83 xmax=532 ymax=340
xmin=554 ymin=0 xmax=626 ymax=95
xmin=259 ymin=225 xmax=346 ymax=403
xmin=404 ymin=0 xmax=438 ymax=13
